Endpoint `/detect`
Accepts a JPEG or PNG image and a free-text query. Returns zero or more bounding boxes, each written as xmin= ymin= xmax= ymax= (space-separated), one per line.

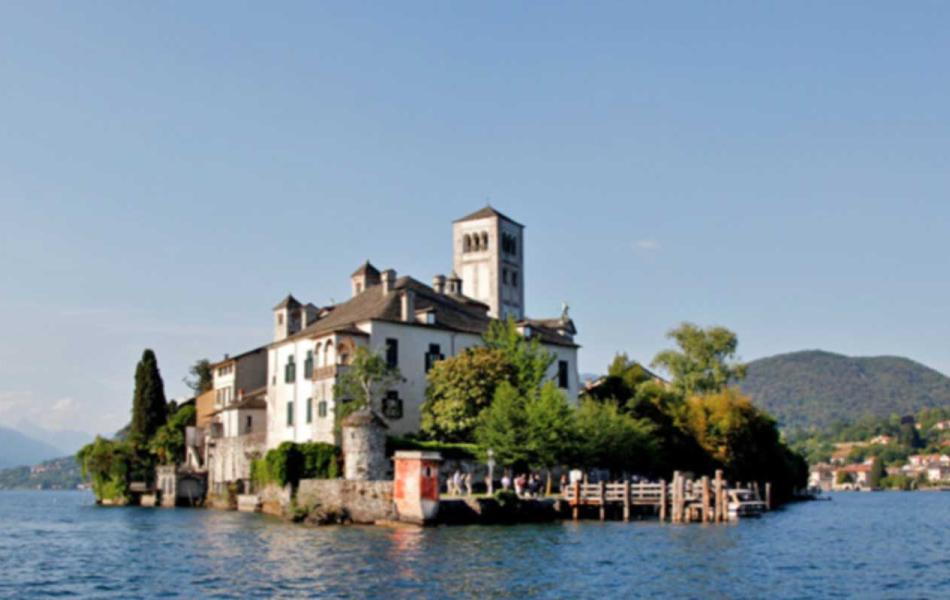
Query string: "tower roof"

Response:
xmin=454 ymin=206 xmax=523 ymax=227
xmin=273 ymin=294 xmax=302 ymax=310
xmin=351 ymin=260 xmax=381 ymax=278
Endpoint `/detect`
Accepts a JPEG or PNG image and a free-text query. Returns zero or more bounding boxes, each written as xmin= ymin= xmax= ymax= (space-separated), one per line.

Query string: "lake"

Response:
xmin=0 ymin=490 xmax=947 ymax=599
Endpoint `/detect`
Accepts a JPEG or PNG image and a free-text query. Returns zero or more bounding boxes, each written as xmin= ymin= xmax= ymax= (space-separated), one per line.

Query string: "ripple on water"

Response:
xmin=0 ymin=491 xmax=948 ymax=599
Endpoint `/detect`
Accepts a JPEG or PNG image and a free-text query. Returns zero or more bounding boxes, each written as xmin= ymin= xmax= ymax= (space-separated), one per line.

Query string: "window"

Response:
xmin=284 ymin=356 xmax=296 ymax=383
xmin=503 ymin=268 xmax=509 ymax=284
xmin=318 ymin=400 xmax=328 ymax=418
xmin=463 ymin=234 xmax=472 ymax=252
xmin=480 ymin=231 xmax=489 ymax=250
xmin=383 ymin=391 xmax=403 ymax=419
xmin=245 ymin=415 xmax=253 ymax=433
xmin=355 ymin=282 xmax=363 ymax=294
xmin=277 ymin=313 xmax=284 ymax=325
xmin=511 ymin=271 xmax=518 ymax=288
xmin=304 ymin=350 xmax=314 ymax=379
xmin=306 ymin=398 xmax=313 ymax=423
xmin=425 ymin=343 xmax=444 ymax=373
xmin=385 ymin=338 xmax=399 ymax=368
xmin=558 ymin=360 xmax=569 ymax=389
xmin=287 ymin=401 xmax=294 ymax=426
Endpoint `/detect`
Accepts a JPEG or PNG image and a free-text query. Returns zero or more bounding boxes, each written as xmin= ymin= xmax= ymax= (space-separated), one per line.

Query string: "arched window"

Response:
xmin=324 ymin=341 xmax=334 ymax=366
xmin=315 ymin=343 xmax=323 ymax=367
xmin=481 ymin=232 xmax=489 ymax=250
xmin=463 ymin=234 xmax=472 ymax=252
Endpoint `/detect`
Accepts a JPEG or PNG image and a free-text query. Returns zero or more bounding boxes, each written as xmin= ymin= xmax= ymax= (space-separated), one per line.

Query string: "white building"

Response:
xmin=265 ymin=207 xmax=580 ymax=449
xmin=206 ymin=347 xmax=268 ymax=493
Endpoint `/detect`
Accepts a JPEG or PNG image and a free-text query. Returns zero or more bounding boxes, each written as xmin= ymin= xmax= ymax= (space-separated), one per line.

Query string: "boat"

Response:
xmin=727 ymin=489 xmax=767 ymax=519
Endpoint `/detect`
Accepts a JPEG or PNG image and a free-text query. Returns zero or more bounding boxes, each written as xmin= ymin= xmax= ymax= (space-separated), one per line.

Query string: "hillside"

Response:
xmin=740 ymin=350 xmax=950 ymax=431
xmin=0 ymin=426 xmax=67 ymax=469
xmin=0 ymin=456 xmax=83 ymax=490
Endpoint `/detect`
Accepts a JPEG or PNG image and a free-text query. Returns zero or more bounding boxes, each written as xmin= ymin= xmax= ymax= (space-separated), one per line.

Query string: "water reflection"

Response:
xmin=1 ymin=491 xmax=948 ymax=599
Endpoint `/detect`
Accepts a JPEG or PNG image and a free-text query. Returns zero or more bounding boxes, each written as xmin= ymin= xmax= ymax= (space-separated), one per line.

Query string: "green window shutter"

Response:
xmin=306 ymin=398 xmax=313 ymax=423
xmin=287 ymin=401 xmax=294 ymax=426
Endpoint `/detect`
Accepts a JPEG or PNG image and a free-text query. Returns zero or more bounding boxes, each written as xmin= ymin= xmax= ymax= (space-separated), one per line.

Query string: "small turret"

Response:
xmin=351 ymin=261 xmax=381 ymax=297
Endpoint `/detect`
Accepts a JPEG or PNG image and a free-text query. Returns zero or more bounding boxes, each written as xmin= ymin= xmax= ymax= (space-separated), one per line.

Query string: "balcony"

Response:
xmin=312 ymin=364 xmax=349 ymax=381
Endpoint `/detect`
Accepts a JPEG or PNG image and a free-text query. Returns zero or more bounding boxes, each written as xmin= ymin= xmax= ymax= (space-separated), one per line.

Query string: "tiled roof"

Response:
xmin=273 ymin=294 xmax=302 ymax=310
xmin=453 ymin=206 xmax=523 ymax=227
xmin=351 ymin=261 xmax=381 ymax=277
xmin=275 ymin=275 xmax=577 ymax=348
xmin=209 ymin=346 xmax=267 ymax=369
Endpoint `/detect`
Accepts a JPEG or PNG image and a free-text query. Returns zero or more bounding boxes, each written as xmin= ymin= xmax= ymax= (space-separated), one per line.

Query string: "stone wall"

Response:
xmin=259 ymin=483 xmax=292 ymax=516
xmin=297 ymin=479 xmax=396 ymax=524
xmin=207 ymin=432 xmax=265 ymax=495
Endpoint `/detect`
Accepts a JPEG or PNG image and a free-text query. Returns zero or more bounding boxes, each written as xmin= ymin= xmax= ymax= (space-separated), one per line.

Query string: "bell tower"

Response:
xmin=452 ymin=206 xmax=524 ymax=320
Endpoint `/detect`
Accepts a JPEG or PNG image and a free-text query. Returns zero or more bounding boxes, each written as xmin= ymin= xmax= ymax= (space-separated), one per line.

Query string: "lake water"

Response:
xmin=0 ymin=490 xmax=947 ymax=599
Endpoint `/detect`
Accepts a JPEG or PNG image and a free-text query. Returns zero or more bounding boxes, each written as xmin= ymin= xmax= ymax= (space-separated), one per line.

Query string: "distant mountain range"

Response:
xmin=740 ymin=350 xmax=950 ymax=431
xmin=0 ymin=426 xmax=68 ymax=469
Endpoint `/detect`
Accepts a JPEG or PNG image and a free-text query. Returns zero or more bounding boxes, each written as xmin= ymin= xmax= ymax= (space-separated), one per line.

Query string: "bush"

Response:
xmin=254 ymin=442 xmax=340 ymax=489
xmin=493 ymin=488 xmax=520 ymax=510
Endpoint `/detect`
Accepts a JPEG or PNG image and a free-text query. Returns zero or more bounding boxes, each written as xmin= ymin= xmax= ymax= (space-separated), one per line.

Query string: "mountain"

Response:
xmin=0 ymin=456 xmax=83 ymax=490
xmin=15 ymin=421 xmax=93 ymax=456
xmin=740 ymin=350 xmax=950 ymax=431
xmin=0 ymin=426 xmax=67 ymax=469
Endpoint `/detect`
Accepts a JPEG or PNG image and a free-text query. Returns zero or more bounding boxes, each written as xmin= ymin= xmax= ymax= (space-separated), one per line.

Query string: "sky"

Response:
xmin=2 ymin=2 xmax=949 ymax=436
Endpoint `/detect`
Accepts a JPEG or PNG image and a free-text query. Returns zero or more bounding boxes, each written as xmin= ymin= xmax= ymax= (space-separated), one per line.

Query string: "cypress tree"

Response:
xmin=129 ymin=349 xmax=168 ymax=446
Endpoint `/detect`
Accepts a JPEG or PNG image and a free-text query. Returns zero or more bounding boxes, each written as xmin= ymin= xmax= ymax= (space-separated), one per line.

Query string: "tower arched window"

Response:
xmin=463 ymin=234 xmax=472 ymax=252
xmin=481 ymin=232 xmax=489 ymax=250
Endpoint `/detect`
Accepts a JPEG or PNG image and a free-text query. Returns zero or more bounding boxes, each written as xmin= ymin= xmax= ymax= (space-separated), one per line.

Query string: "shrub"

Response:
xmin=254 ymin=442 xmax=340 ymax=489
xmin=387 ymin=435 xmax=478 ymax=461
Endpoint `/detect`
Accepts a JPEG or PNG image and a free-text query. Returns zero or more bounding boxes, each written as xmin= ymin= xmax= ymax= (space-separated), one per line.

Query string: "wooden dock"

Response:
xmin=564 ymin=470 xmax=771 ymax=523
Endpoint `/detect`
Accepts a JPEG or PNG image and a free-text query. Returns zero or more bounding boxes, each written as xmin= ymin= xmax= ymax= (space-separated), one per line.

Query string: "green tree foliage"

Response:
xmin=740 ymin=350 xmax=950 ymax=431
xmin=129 ymin=349 xmax=168 ymax=445
xmin=483 ymin=318 xmax=554 ymax=396
xmin=76 ymin=436 xmax=134 ymax=502
xmin=523 ymin=382 xmax=577 ymax=471
xmin=898 ymin=421 xmax=923 ymax=449
xmin=474 ymin=382 xmax=532 ymax=469
xmin=252 ymin=441 xmax=340 ymax=488
xmin=651 ymin=323 xmax=746 ymax=396
xmin=836 ymin=471 xmax=853 ymax=485
xmin=869 ymin=457 xmax=886 ymax=489
xmin=149 ymin=404 xmax=196 ymax=465
xmin=683 ymin=388 xmax=807 ymax=502
xmin=183 ymin=358 xmax=213 ymax=395
xmin=420 ymin=347 xmax=516 ymax=442
xmin=574 ymin=399 xmax=656 ymax=475
xmin=334 ymin=346 xmax=402 ymax=423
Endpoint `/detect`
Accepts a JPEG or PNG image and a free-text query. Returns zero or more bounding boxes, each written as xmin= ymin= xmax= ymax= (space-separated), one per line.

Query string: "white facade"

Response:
xmin=266 ymin=318 xmax=579 ymax=449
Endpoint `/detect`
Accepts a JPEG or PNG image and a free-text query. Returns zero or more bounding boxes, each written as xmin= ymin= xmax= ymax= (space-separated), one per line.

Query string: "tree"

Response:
xmin=76 ymin=436 xmax=134 ymax=502
xmin=149 ymin=404 xmax=196 ymax=465
xmin=183 ymin=358 xmax=213 ymax=395
xmin=582 ymin=353 xmax=651 ymax=408
xmin=898 ymin=421 xmax=923 ymax=449
xmin=420 ymin=347 xmax=516 ymax=442
xmin=129 ymin=349 xmax=168 ymax=446
xmin=334 ymin=346 xmax=402 ymax=423
xmin=869 ymin=457 xmax=886 ymax=489
xmin=574 ymin=399 xmax=656 ymax=476
xmin=836 ymin=470 xmax=853 ymax=485
xmin=651 ymin=323 xmax=746 ymax=396
xmin=483 ymin=317 xmax=555 ymax=396
xmin=474 ymin=382 xmax=533 ymax=469
xmin=523 ymin=382 xmax=577 ymax=475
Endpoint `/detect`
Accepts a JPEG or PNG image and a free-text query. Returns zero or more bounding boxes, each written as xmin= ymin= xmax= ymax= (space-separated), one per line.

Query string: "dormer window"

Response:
xmin=426 ymin=312 xmax=436 ymax=325
xmin=277 ymin=313 xmax=284 ymax=325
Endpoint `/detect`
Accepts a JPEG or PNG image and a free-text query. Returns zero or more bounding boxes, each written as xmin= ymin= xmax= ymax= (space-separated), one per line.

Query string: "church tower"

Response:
xmin=452 ymin=206 xmax=524 ymax=320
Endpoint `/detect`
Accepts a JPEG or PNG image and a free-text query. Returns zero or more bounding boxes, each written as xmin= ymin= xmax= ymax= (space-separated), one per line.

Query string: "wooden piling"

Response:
xmin=622 ymin=480 xmax=631 ymax=522
xmin=572 ymin=481 xmax=580 ymax=521
xmin=765 ymin=482 xmax=772 ymax=510
xmin=659 ymin=478 xmax=668 ymax=521
xmin=701 ymin=476 xmax=711 ymax=523
xmin=713 ymin=470 xmax=724 ymax=522
xmin=598 ymin=481 xmax=606 ymax=521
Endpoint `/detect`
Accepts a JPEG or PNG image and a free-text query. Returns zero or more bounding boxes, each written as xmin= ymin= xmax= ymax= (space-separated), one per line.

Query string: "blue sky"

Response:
xmin=2 ymin=2 xmax=949 ymax=435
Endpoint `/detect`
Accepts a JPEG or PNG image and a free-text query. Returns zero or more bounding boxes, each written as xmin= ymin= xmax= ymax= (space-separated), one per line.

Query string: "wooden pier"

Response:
xmin=564 ymin=470 xmax=770 ymax=523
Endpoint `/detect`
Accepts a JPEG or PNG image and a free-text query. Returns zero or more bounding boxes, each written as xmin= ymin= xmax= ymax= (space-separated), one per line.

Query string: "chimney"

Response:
xmin=381 ymin=269 xmax=396 ymax=294
xmin=400 ymin=289 xmax=416 ymax=322
xmin=446 ymin=271 xmax=462 ymax=295
xmin=432 ymin=274 xmax=446 ymax=295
